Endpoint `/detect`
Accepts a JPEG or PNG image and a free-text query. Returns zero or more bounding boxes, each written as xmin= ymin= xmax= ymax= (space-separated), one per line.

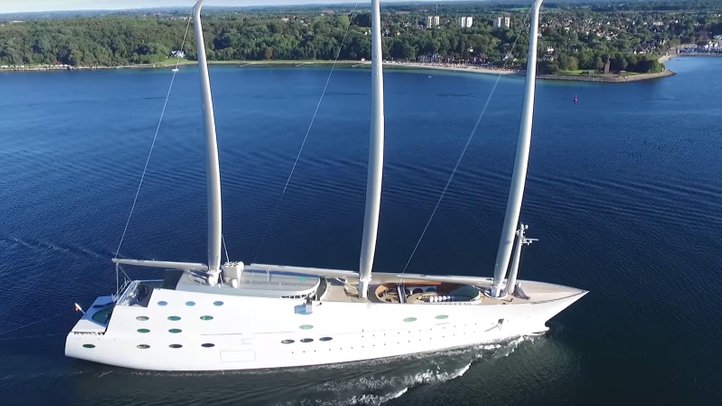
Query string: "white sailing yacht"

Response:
xmin=66 ymin=0 xmax=586 ymax=371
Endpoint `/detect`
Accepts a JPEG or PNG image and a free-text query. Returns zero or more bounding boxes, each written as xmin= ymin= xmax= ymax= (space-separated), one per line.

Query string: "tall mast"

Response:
xmin=358 ymin=0 xmax=385 ymax=299
xmin=490 ymin=0 xmax=543 ymax=297
xmin=193 ymin=0 xmax=223 ymax=279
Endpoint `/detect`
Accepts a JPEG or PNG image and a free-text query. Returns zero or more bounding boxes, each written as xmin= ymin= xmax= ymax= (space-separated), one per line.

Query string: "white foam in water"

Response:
xmin=343 ymin=387 xmax=409 ymax=406
xmin=289 ymin=340 xmax=531 ymax=406
xmin=331 ymin=336 xmax=534 ymax=405
xmin=303 ymin=364 xmax=471 ymax=406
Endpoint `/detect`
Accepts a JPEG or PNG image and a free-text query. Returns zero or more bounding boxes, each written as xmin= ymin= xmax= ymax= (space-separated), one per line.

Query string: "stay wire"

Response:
xmin=279 ymin=5 xmax=359 ymax=197
xmin=253 ymin=5 xmax=360 ymax=263
xmin=174 ymin=14 xmax=194 ymax=70
xmin=401 ymin=8 xmax=533 ymax=274
xmin=222 ymin=234 xmax=230 ymax=263
xmin=0 ymin=310 xmax=72 ymax=338
xmin=0 ymin=333 xmax=65 ymax=342
xmin=114 ymin=10 xmax=193 ymax=259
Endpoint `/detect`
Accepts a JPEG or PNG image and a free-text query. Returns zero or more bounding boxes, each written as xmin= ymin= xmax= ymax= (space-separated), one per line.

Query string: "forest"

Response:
xmin=0 ymin=1 xmax=720 ymax=74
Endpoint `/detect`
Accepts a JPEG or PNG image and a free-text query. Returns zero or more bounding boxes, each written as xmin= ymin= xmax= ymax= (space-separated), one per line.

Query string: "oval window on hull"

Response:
xmin=403 ymin=317 xmax=417 ymax=323
xmin=137 ymin=344 xmax=150 ymax=349
xmin=169 ymin=328 xmax=182 ymax=334
xmin=82 ymin=344 xmax=95 ymax=349
xmin=168 ymin=316 xmax=181 ymax=321
xmin=213 ymin=301 xmax=224 ymax=306
xmin=200 ymin=315 xmax=213 ymax=321
xmin=169 ymin=344 xmax=182 ymax=349
xmin=137 ymin=328 xmax=150 ymax=333
xmin=300 ymin=338 xmax=313 ymax=343
xmin=185 ymin=301 xmax=196 ymax=307
xmin=319 ymin=337 xmax=333 ymax=342
xmin=281 ymin=339 xmax=294 ymax=344
xmin=136 ymin=316 xmax=149 ymax=321
xmin=201 ymin=343 xmax=215 ymax=348
xmin=157 ymin=301 xmax=168 ymax=306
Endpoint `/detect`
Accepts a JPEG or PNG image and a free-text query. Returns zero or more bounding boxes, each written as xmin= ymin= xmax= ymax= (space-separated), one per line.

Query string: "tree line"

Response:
xmin=0 ymin=2 xmax=720 ymax=74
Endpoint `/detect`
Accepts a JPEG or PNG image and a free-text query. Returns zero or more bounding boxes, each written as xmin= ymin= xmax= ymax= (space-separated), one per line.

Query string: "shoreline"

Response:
xmin=538 ymin=70 xmax=676 ymax=83
xmin=0 ymin=57 xmax=698 ymax=83
xmin=384 ymin=62 xmax=677 ymax=83
xmin=381 ymin=61 xmax=519 ymax=76
xmin=235 ymin=59 xmax=682 ymax=83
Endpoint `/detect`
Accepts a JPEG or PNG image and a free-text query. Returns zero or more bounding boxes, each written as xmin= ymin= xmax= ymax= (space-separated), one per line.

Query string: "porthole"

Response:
xmin=82 ymin=344 xmax=95 ymax=348
xmin=435 ymin=315 xmax=449 ymax=320
xmin=136 ymin=316 xmax=149 ymax=321
xmin=201 ymin=343 xmax=215 ymax=348
xmin=158 ymin=301 xmax=168 ymax=306
xmin=169 ymin=344 xmax=182 ymax=349
xmin=200 ymin=315 xmax=214 ymax=321
xmin=213 ymin=301 xmax=224 ymax=306
xmin=300 ymin=338 xmax=313 ymax=343
xmin=169 ymin=328 xmax=182 ymax=334
xmin=185 ymin=301 xmax=196 ymax=307
xmin=281 ymin=339 xmax=295 ymax=344
xmin=167 ymin=316 xmax=181 ymax=321
xmin=403 ymin=317 xmax=417 ymax=322
xmin=319 ymin=337 xmax=333 ymax=342
xmin=137 ymin=328 xmax=150 ymax=333
xmin=137 ymin=344 xmax=150 ymax=349
xmin=299 ymin=324 xmax=313 ymax=330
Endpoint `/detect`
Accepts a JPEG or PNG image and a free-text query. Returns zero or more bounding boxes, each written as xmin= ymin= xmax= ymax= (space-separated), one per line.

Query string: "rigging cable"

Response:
xmin=113 ymin=12 xmax=193 ymax=259
xmin=253 ymin=4 xmax=360 ymax=263
xmin=401 ymin=9 xmax=533 ymax=274
xmin=0 ymin=310 xmax=72 ymax=338
xmin=222 ymin=234 xmax=230 ymax=263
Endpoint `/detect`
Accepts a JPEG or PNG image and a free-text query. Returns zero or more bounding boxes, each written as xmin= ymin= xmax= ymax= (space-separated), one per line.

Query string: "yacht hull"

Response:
xmin=65 ymin=281 xmax=585 ymax=371
xmin=64 ymin=0 xmax=584 ymax=374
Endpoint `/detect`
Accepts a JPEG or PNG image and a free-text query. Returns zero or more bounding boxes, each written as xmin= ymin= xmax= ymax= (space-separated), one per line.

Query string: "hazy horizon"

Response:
xmin=1 ymin=0 xmax=450 ymax=14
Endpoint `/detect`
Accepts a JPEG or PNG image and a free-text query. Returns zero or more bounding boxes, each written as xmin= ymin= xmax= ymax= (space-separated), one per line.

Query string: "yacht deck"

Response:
xmin=160 ymin=268 xmax=586 ymax=306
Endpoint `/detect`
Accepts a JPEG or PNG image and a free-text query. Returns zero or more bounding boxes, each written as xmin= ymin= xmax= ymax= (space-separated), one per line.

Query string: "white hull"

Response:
xmin=66 ymin=277 xmax=585 ymax=371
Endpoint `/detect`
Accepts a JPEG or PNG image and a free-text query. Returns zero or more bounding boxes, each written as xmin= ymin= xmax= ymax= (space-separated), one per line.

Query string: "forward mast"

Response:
xmin=490 ymin=0 xmax=544 ymax=298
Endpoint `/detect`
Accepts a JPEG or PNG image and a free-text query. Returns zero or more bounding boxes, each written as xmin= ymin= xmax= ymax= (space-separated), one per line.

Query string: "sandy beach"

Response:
xmin=0 ymin=60 xmax=519 ymax=75
xmin=382 ymin=61 xmax=518 ymax=75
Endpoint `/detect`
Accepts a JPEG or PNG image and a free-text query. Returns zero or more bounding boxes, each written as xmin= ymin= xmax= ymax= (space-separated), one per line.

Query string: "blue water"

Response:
xmin=0 ymin=57 xmax=720 ymax=405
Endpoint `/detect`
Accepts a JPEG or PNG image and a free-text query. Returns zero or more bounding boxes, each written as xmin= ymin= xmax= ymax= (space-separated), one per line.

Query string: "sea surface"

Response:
xmin=0 ymin=57 xmax=720 ymax=405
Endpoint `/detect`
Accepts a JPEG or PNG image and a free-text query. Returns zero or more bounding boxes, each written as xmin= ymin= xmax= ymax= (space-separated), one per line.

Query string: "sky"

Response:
xmin=0 ymin=0 xmax=387 ymax=14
